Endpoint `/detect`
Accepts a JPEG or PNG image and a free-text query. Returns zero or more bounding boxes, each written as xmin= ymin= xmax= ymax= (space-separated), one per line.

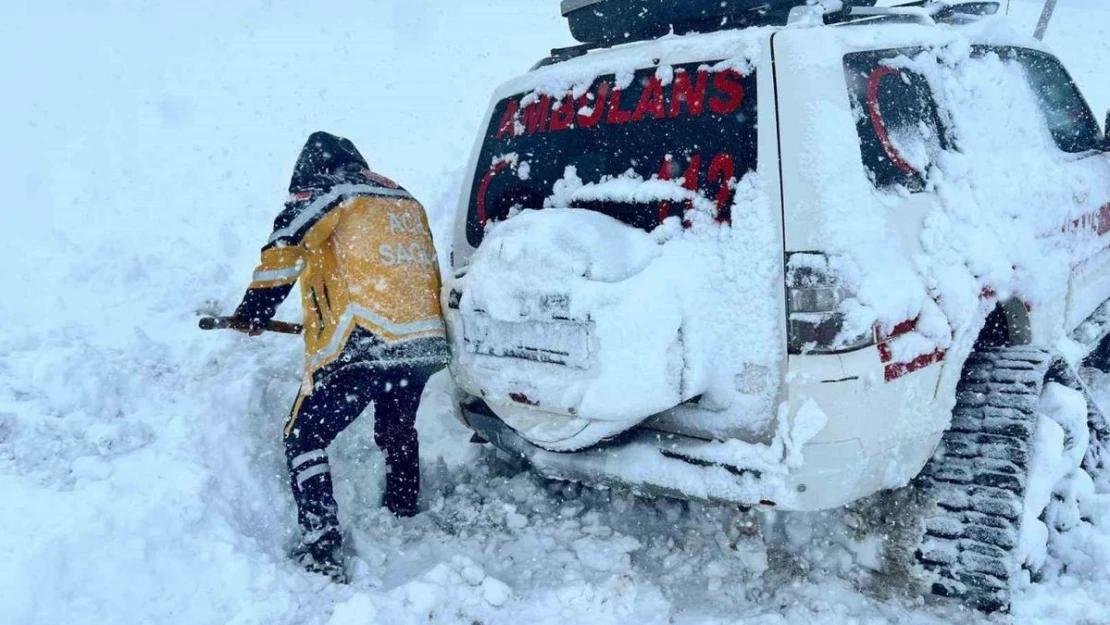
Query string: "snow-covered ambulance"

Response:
xmin=443 ymin=0 xmax=1110 ymax=612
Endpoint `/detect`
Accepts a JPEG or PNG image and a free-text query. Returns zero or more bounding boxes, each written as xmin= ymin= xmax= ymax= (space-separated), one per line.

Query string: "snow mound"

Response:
xmin=468 ymin=207 xmax=660 ymax=312
xmin=454 ymin=170 xmax=784 ymax=450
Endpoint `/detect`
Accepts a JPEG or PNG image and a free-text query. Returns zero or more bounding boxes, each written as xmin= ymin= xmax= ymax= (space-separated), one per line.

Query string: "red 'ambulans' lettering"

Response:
xmin=495 ymin=99 xmax=520 ymax=139
xmin=606 ymin=88 xmax=634 ymax=125
xmin=576 ymin=82 xmax=609 ymax=128
xmin=707 ymin=152 xmax=736 ymax=222
xmin=549 ymin=94 xmax=576 ymax=131
xmin=631 ymin=77 xmax=666 ymax=122
xmin=521 ymin=95 xmax=551 ymax=134
xmin=670 ymin=70 xmax=709 ymax=118
xmin=709 ymin=70 xmax=745 ymax=115
xmin=496 ymin=69 xmax=747 ymax=138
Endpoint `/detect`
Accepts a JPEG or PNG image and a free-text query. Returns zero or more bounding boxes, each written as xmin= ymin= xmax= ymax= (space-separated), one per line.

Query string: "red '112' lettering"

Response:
xmin=656 ymin=152 xmax=736 ymax=225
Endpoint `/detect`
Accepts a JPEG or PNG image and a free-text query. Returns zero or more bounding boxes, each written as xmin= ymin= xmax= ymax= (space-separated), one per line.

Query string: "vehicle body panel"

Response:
xmin=445 ymin=16 xmax=1110 ymax=511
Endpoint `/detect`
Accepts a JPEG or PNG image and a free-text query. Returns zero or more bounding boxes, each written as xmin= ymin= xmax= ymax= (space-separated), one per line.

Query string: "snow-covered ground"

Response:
xmin=3 ymin=1 xmax=1109 ymax=624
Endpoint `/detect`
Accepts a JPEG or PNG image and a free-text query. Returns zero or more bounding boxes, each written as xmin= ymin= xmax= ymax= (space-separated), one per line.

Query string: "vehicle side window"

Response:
xmin=844 ymin=50 xmax=950 ymax=192
xmin=1005 ymin=48 xmax=1101 ymax=154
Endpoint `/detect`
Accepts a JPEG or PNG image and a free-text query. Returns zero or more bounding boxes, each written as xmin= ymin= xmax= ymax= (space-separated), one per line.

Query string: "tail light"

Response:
xmin=786 ymin=253 xmax=877 ymax=354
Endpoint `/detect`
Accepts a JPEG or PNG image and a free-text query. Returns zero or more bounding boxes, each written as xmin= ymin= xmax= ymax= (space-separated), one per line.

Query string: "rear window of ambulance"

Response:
xmin=465 ymin=62 xmax=758 ymax=247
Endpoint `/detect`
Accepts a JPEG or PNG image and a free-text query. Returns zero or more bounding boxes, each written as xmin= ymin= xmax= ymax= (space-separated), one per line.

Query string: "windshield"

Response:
xmin=1005 ymin=47 xmax=1102 ymax=154
xmin=465 ymin=62 xmax=758 ymax=247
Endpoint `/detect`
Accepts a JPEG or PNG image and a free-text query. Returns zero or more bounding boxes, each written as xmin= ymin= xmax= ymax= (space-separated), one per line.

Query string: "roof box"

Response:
xmin=561 ymin=0 xmax=876 ymax=44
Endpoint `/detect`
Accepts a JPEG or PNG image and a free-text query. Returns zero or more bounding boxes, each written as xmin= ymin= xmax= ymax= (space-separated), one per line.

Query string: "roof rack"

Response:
xmin=812 ymin=1 xmax=1001 ymax=27
xmin=535 ymin=1 xmax=1001 ymax=71
xmin=560 ymin=0 xmax=876 ymax=46
xmin=532 ymin=43 xmax=600 ymax=70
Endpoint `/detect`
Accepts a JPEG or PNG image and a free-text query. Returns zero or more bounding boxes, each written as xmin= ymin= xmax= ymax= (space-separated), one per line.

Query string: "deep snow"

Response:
xmin=3 ymin=1 xmax=1110 ymax=624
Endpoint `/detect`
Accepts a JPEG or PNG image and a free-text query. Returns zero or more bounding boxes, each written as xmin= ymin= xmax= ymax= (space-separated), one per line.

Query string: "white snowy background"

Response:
xmin=2 ymin=1 xmax=1109 ymax=624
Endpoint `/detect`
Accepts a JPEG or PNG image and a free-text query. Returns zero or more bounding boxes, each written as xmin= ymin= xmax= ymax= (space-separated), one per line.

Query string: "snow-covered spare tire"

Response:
xmin=911 ymin=348 xmax=1101 ymax=613
xmin=458 ymin=208 xmax=680 ymax=451
xmin=454 ymin=204 xmax=785 ymax=452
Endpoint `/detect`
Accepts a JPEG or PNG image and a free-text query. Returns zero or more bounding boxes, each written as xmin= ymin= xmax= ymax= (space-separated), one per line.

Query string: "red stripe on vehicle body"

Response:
xmin=1095 ymin=202 xmax=1110 ymax=236
xmin=876 ymin=318 xmax=918 ymax=365
xmin=885 ymin=349 xmax=947 ymax=382
xmin=888 ymin=318 xmax=917 ymax=338
xmin=878 ymin=284 xmax=1009 ymax=378
xmin=1066 ymin=202 xmax=1110 ymax=237
xmin=877 ymin=316 xmax=946 ymax=380
xmin=877 ymin=341 xmax=894 ymax=364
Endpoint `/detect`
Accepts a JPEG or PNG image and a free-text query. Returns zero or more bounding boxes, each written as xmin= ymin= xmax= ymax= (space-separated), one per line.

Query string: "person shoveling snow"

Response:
xmin=221 ymin=131 xmax=449 ymax=581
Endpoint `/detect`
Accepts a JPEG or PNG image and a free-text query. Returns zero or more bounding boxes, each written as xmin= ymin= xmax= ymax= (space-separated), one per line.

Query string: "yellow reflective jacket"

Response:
xmin=235 ymin=165 xmax=447 ymax=384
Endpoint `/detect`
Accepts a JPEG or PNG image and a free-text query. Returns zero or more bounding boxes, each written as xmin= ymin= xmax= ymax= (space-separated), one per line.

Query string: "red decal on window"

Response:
xmin=707 ymin=152 xmax=735 ymax=223
xmin=867 ymin=66 xmax=918 ymax=175
xmin=576 ymin=82 xmax=609 ymax=128
xmin=632 ymin=77 xmax=666 ymax=122
xmin=669 ymin=70 xmax=708 ymax=118
xmin=657 ymin=155 xmax=674 ymax=224
xmin=521 ymin=95 xmax=551 ymax=135
xmin=709 ymin=70 xmax=745 ymax=115
xmin=475 ymin=160 xmax=512 ymax=228
xmin=495 ymin=99 xmax=520 ymax=139
xmin=606 ymin=88 xmax=633 ymax=125
xmin=679 ymin=154 xmax=701 ymax=226
xmin=550 ymin=94 xmax=576 ymax=132
xmin=680 ymin=154 xmax=701 ymax=191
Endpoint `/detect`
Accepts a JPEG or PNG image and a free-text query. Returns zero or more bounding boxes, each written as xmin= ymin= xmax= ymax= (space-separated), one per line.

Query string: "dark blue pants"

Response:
xmin=283 ymin=363 xmax=430 ymax=549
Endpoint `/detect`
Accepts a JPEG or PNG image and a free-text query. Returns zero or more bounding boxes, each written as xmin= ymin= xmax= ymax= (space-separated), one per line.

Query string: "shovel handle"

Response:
xmin=198 ymin=316 xmax=303 ymax=335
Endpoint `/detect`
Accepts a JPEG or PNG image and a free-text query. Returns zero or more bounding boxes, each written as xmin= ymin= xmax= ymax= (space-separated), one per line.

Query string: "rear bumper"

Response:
xmin=460 ymin=397 xmax=898 ymax=511
xmin=443 ymin=298 xmax=688 ymax=450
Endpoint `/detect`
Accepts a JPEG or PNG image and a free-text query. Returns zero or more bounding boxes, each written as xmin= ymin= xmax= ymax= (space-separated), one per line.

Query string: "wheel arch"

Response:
xmin=974 ymin=298 xmax=1033 ymax=350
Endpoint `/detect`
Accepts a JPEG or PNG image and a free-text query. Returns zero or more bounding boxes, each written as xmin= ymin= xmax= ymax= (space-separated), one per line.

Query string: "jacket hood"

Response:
xmin=289 ymin=131 xmax=369 ymax=193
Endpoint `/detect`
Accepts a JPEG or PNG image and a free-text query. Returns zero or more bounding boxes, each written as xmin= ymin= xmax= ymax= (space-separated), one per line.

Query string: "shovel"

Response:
xmin=198 ymin=316 xmax=303 ymax=335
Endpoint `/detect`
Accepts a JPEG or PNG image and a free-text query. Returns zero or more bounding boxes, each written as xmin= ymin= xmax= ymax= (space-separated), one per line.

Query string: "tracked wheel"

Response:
xmin=912 ymin=347 xmax=1100 ymax=613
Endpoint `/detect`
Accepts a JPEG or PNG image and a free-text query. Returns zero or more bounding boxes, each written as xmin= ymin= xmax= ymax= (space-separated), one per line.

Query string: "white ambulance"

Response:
xmin=443 ymin=0 xmax=1110 ymax=612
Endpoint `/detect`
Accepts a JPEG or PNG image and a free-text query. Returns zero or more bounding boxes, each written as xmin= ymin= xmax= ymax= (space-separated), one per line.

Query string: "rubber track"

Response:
xmin=914 ymin=347 xmax=1053 ymax=613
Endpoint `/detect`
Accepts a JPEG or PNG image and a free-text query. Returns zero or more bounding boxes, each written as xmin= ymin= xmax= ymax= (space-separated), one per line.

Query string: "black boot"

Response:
xmin=372 ymin=366 xmax=428 ymax=518
xmin=383 ymin=463 xmax=420 ymax=518
xmin=378 ymin=422 xmax=420 ymax=517
xmin=292 ymin=529 xmax=347 ymax=583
